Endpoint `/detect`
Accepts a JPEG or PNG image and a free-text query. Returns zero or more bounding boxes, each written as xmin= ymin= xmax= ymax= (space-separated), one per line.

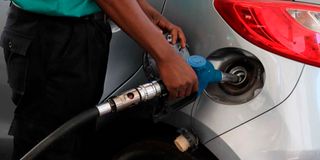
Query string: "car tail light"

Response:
xmin=214 ymin=0 xmax=320 ymax=67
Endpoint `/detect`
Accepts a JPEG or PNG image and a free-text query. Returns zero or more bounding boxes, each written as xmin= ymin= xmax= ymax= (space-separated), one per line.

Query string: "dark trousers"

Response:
xmin=0 ymin=5 xmax=111 ymax=160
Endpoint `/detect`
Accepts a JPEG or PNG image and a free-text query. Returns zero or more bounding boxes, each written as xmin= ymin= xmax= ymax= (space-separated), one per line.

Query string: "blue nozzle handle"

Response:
xmin=187 ymin=55 xmax=222 ymax=96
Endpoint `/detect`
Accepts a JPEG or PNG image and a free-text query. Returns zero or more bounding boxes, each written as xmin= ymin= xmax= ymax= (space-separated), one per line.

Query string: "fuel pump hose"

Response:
xmin=20 ymin=81 xmax=165 ymax=160
xmin=20 ymin=55 xmax=240 ymax=160
xmin=20 ymin=107 xmax=100 ymax=160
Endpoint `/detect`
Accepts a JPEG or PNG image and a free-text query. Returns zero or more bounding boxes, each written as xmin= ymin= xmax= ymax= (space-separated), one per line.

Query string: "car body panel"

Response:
xmin=100 ymin=31 xmax=144 ymax=99
xmin=100 ymin=0 xmax=164 ymax=100
xmin=162 ymin=0 xmax=304 ymax=142
xmin=296 ymin=0 xmax=320 ymax=5
xmin=0 ymin=0 xmax=14 ymax=128
xmin=0 ymin=1 xmax=14 ymax=159
xmin=205 ymin=65 xmax=320 ymax=160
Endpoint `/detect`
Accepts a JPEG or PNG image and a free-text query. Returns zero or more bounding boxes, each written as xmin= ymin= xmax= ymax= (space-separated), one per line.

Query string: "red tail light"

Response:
xmin=214 ymin=0 xmax=320 ymax=67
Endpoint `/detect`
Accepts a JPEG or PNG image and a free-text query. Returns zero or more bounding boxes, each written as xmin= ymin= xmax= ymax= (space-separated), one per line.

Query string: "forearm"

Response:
xmin=95 ymin=0 xmax=174 ymax=63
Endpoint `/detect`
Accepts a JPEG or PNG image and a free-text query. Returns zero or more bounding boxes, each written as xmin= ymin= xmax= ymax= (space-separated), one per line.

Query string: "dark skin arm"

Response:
xmin=95 ymin=0 xmax=198 ymax=98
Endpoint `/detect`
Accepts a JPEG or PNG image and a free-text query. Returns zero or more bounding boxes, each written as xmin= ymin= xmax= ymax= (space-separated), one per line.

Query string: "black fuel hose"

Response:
xmin=20 ymin=107 xmax=100 ymax=160
xmin=19 ymin=81 xmax=188 ymax=160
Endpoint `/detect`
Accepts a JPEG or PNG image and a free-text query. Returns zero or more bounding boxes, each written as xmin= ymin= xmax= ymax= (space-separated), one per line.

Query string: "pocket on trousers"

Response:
xmin=0 ymin=30 xmax=32 ymax=105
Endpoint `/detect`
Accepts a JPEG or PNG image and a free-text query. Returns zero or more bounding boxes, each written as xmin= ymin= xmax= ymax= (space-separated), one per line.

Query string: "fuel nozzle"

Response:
xmin=187 ymin=55 xmax=241 ymax=95
xmin=221 ymin=72 xmax=241 ymax=84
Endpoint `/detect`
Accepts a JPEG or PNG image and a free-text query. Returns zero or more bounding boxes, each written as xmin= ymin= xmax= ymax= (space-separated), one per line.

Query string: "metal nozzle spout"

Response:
xmin=220 ymin=66 xmax=248 ymax=85
xmin=221 ymin=73 xmax=240 ymax=83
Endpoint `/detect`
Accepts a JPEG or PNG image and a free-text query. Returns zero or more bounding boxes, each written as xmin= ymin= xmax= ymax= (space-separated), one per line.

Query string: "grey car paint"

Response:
xmin=0 ymin=1 xmax=14 ymax=159
xmin=296 ymin=0 xmax=320 ymax=5
xmin=207 ymin=65 xmax=320 ymax=160
xmin=100 ymin=0 xmax=164 ymax=100
xmin=162 ymin=0 xmax=303 ymax=140
xmin=161 ymin=0 xmax=320 ymax=159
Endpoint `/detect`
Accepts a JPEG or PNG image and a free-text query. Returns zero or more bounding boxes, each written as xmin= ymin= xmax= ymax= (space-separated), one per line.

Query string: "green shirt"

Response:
xmin=12 ymin=0 xmax=101 ymax=17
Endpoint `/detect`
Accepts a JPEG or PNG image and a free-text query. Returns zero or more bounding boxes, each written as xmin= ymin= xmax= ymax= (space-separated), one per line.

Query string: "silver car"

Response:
xmin=1 ymin=0 xmax=320 ymax=159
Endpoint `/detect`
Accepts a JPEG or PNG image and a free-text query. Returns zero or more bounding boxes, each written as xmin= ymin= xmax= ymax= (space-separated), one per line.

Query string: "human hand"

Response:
xmin=136 ymin=0 xmax=186 ymax=48
xmin=157 ymin=53 xmax=198 ymax=99
xmin=96 ymin=0 xmax=196 ymax=99
xmin=152 ymin=16 xmax=187 ymax=48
